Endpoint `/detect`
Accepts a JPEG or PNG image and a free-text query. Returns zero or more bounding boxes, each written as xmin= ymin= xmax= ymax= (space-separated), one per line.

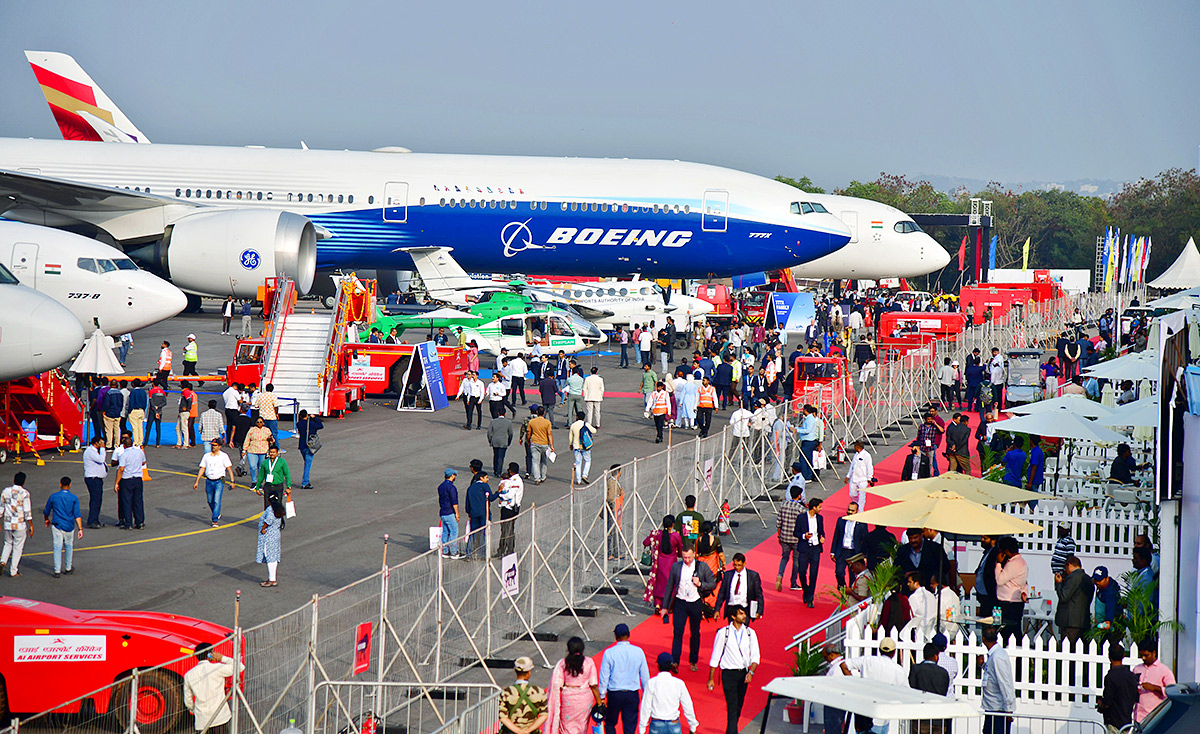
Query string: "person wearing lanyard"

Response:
xmin=599 ymin=624 xmax=650 ymax=734
xmin=193 ymin=440 xmax=234 ymax=528
xmin=254 ymin=445 xmax=291 ymax=509
xmin=706 ymin=606 xmax=760 ymax=734
xmin=661 ymin=546 xmax=716 ymax=671
xmin=637 ymin=653 xmax=698 ymax=734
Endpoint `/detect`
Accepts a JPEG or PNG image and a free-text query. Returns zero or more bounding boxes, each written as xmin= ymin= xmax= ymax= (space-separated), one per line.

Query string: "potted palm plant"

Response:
xmin=784 ymin=640 xmax=826 ymax=723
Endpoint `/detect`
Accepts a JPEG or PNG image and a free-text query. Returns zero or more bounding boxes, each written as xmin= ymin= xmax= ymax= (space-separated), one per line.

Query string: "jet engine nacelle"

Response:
xmin=163 ymin=209 xmax=317 ymax=297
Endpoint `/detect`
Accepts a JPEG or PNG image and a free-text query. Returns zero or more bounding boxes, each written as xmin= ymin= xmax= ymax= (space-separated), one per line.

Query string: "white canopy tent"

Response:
xmin=1148 ymin=237 xmax=1200 ymax=290
xmin=762 ymin=676 xmax=981 ymax=724
xmin=69 ymin=329 xmax=124 ymax=376
xmin=1147 ymin=285 xmax=1200 ymax=309
xmin=1083 ymin=350 xmax=1160 ymax=382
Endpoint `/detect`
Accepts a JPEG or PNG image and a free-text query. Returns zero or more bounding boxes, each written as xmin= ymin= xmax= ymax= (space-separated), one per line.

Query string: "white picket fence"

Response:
xmin=844 ymin=621 xmax=1141 ymax=729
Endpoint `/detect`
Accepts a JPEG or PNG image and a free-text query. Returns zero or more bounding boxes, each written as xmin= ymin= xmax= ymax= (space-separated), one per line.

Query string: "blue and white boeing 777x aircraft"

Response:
xmin=0 ymin=53 xmax=851 ymax=298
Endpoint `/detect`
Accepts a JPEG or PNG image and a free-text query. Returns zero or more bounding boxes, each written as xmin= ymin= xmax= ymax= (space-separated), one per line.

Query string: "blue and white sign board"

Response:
xmin=768 ymin=292 xmax=816 ymax=331
xmin=396 ymin=341 xmax=450 ymax=412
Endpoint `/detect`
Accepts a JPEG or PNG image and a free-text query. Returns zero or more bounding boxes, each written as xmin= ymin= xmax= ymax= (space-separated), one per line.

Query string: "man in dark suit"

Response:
xmin=830 ymin=501 xmax=869 ymax=589
xmin=714 ymin=552 xmax=765 ymax=622
xmin=908 ymin=642 xmax=952 ymax=733
xmin=661 ymin=545 xmax=717 ymax=670
xmin=901 ymin=444 xmax=932 ymax=481
xmin=897 ymin=527 xmax=950 ymax=587
xmin=791 ymin=498 xmax=825 ymax=608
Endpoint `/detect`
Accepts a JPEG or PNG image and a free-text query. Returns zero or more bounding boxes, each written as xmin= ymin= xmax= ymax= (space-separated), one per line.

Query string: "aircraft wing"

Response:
xmin=0 ymin=167 xmax=183 ymax=214
xmin=570 ymin=303 xmax=615 ymax=320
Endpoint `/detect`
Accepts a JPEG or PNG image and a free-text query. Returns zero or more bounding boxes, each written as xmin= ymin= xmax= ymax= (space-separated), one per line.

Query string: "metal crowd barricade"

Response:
xmin=309 ymin=681 xmax=501 ymax=734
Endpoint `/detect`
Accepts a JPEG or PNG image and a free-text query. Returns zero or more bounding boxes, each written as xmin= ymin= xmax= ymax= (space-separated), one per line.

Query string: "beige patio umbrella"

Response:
xmin=871 ymin=473 xmax=1049 ymax=505
xmin=848 ymin=490 xmax=1045 ymax=536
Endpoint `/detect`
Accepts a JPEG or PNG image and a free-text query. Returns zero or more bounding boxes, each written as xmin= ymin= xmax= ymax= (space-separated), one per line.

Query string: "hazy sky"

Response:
xmin=2 ymin=1 xmax=1196 ymax=190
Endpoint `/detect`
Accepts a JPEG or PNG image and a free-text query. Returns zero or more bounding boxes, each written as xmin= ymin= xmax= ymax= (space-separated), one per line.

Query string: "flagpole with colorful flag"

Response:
xmin=957 ymin=235 xmax=967 ymax=272
xmin=1021 ymin=237 xmax=1030 ymax=272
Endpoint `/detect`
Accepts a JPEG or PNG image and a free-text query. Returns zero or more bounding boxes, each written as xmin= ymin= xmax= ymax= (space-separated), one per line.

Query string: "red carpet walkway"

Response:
xmin=592 ymin=434 xmax=922 ymax=733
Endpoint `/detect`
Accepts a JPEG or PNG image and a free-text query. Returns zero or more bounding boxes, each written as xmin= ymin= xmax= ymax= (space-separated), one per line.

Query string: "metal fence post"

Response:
xmin=127 ymin=668 xmax=139 ymax=734
xmin=377 ymin=535 xmax=390 ymax=704
xmin=435 ymin=543 xmax=444 ymax=682
xmin=568 ymin=481 xmax=576 ymax=604
xmin=306 ymin=595 xmax=320 ymax=734
xmin=485 ymin=517 xmax=493 ymax=654
xmin=529 ymin=503 xmax=537 ymax=626
xmin=231 ymin=589 xmax=241 ymax=734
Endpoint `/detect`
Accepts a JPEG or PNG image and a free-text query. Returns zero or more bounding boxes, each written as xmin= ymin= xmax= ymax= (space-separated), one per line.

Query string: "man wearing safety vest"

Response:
xmin=763 ymin=354 xmax=778 ymax=403
xmin=156 ymin=341 xmax=172 ymax=389
xmin=696 ymin=377 xmax=718 ymax=439
xmin=183 ymin=334 xmax=199 ymax=376
xmin=647 ymin=382 xmax=670 ymax=444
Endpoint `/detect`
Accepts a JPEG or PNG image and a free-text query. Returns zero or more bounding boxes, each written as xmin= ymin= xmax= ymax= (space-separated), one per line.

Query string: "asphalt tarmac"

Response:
xmin=1 ymin=303 xmax=807 ymax=630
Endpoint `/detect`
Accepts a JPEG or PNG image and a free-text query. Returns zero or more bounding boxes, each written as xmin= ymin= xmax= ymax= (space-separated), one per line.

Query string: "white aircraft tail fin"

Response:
xmin=25 ymin=50 xmax=150 ymax=143
xmin=400 ymin=247 xmax=482 ymax=299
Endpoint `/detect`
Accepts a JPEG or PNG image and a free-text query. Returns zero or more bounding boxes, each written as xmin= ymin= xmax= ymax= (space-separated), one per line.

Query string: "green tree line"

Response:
xmin=778 ymin=169 xmax=1200 ymax=288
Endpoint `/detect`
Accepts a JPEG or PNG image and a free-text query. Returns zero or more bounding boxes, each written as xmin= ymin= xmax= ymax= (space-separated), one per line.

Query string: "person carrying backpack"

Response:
xmin=569 ymin=411 xmax=597 ymax=484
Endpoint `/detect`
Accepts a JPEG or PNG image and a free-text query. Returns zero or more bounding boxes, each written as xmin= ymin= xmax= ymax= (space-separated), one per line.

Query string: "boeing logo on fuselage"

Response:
xmin=546 ymin=228 xmax=693 ymax=248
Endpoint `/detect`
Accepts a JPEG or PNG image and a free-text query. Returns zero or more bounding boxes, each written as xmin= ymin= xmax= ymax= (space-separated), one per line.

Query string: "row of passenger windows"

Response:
xmin=173 ymin=188 xmax=375 ymax=205
xmin=78 ymin=257 xmax=138 ymax=273
xmin=436 ymin=199 xmax=691 ymax=214
xmin=569 ymin=286 xmax=655 ymax=298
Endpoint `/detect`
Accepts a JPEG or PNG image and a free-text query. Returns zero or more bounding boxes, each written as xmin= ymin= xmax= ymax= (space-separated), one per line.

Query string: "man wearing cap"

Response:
xmin=638 ymin=653 xmax=698 ymax=734
xmin=706 ymin=605 xmax=760 ymax=734
xmin=1092 ymin=566 xmax=1120 ymax=627
xmin=437 ymin=470 xmax=461 ymax=558
xmin=499 ymin=657 xmax=548 ymax=734
xmin=931 ymin=633 xmax=959 ymax=692
xmin=784 ymin=462 xmax=806 ymax=502
xmin=1050 ymin=523 xmax=1076 ymax=576
xmin=599 ymin=624 xmax=649 ymax=734
xmin=831 ymin=501 xmax=868 ymax=589
xmin=183 ymin=334 xmax=199 ymax=376
xmin=845 ymin=554 xmax=871 ymax=602
xmin=840 ymin=637 xmax=906 ymax=733
xmin=662 ymin=546 xmax=717 ymax=671
xmin=821 ymin=644 xmax=850 ymax=734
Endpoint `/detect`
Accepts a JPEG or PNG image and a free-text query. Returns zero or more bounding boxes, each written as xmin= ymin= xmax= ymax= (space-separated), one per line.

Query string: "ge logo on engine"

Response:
xmin=240 ymin=249 xmax=262 ymax=270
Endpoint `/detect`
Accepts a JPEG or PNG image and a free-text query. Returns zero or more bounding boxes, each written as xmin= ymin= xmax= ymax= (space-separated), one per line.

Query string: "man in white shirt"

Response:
xmin=904 ymin=571 xmax=938 ymax=636
xmin=822 ymin=645 xmax=851 ymax=734
xmin=706 ymin=606 xmax=760 ymax=734
xmin=582 ymin=367 xmax=605 ymax=428
xmin=1 ymin=473 xmax=34 ymax=576
xmin=988 ymin=348 xmax=1006 ymax=409
xmin=193 ymin=440 xmax=235 ymax=528
xmin=661 ymin=547 xmax=717 ymax=670
xmin=82 ymin=436 xmax=108 ymax=528
xmin=846 ymin=440 xmax=874 ymax=509
xmin=785 ymin=462 xmax=807 ymax=504
xmin=222 ymin=384 xmax=241 ymax=429
xmin=114 ymin=435 xmax=147 ymax=530
xmin=638 ymin=328 xmax=653 ymax=367
xmin=841 ymin=637 xmax=908 ymax=733
xmin=508 ymin=353 xmax=528 ymax=406
xmin=496 ymin=462 xmax=524 ymax=556
xmin=638 ymin=652 xmax=699 ymax=734
xmin=726 ymin=404 xmax=752 ymax=459
xmin=487 ymin=373 xmax=510 ymax=418
xmin=931 ymin=633 xmax=960 ymax=696
xmin=183 ymin=642 xmax=244 ymax=733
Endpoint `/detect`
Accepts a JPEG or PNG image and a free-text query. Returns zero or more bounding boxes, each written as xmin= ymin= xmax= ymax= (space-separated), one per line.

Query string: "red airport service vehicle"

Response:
xmin=0 ymin=596 xmax=234 ymax=732
xmin=227 ymin=339 xmax=468 ymax=415
xmin=790 ymin=356 xmax=856 ymax=414
xmin=959 ymin=285 xmax=1035 ymax=325
xmin=693 ymin=283 xmax=734 ymax=319
xmin=0 ymin=369 xmax=85 ymax=464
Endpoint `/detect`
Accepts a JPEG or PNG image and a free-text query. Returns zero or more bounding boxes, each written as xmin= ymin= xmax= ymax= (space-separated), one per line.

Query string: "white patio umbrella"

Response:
xmin=1084 ymin=351 xmax=1160 ymax=383
xmin=69 ymin=329 xmax=124 ymax=375
xmin=1147 ymin=286 xmax=1200 ymax=310
xmin=1008 ymin=394 xmax=1113 ymax=419
xmin=1101 ymin=383 xmax=1117 ymax=409
xmin=996 ymin=409 xmax=1127 ymax=444
xmin=1103 ymin=397 xmax=1158 ymax=430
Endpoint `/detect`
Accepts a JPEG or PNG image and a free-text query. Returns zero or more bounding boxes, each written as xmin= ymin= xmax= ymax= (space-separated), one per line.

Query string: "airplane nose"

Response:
xmin=811 ymin=213 xmax=853 ymax=255
xmin=124 ymin=273 xmax=188 ymax=331
xmin=30 ymin=297 xmax=86 ymax=372
xmin=925 ymin=234 xmax=952 ymax=270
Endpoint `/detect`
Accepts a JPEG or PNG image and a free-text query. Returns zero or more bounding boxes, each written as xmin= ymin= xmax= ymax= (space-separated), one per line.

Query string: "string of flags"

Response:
xmin=1101 ymin=226 xmax=1152 ymax=292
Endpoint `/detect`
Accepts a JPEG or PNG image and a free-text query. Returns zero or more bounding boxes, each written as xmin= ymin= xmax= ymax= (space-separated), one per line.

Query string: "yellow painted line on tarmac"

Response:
xmin=25 ymin=459 xmax=266 ymax=556
xmin=22 ymin=512 xmax=261 ymax=556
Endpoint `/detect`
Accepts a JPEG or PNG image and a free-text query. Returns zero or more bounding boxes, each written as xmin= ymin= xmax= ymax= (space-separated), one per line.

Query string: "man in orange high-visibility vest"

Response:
xmin=649 ymin=383 xmax=670 ymax=444
xmin=697 ymin=377 xmax=718 ymax=438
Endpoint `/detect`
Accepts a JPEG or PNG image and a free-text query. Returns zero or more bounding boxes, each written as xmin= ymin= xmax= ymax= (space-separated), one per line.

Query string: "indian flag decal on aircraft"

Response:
xmin=870 ymin=221 xmax=884 ymax=229
xmin=44 ymin=263 xmax=62 ymax=275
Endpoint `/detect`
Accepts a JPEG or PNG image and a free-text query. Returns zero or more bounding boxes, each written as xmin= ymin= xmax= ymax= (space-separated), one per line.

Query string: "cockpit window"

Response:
xmin=549 ymin=317 xmax=574 ymax=336
xmin=0 ymin=264 xmax=19 ymax=285
xmin=77 ymin=258 xmax=99 ymax=274
xmin=810 ymin=202 xmax=829 ymax=214
xmin=97 ymin=259 xmax=119 ymax=273
xmin=113 ymin=258 xmax=138 ymax=271
xmin=894 ymin=221 xmax=923 ymax=234
xmin=790 ymin=202 xmax=828 ymax=215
